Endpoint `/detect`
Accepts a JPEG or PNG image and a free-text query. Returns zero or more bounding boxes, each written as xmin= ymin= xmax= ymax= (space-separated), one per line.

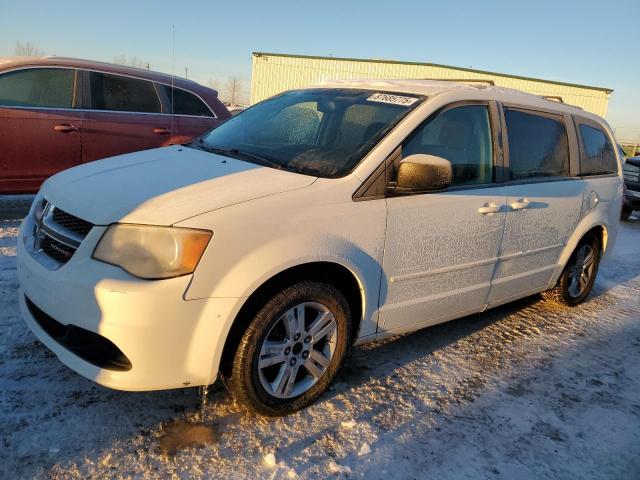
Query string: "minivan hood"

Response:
xmin=41 ymin=146 xmax=316 ymax=225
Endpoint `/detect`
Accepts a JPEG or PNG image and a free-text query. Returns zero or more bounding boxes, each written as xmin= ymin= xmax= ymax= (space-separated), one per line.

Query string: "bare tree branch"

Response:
xmin=14 ymin=41 xmax=44 ymax=57
xmin=221 ymin=77 xmax=248 ymax=105
xmin=208 ymin=78 xmax=221 ymax=91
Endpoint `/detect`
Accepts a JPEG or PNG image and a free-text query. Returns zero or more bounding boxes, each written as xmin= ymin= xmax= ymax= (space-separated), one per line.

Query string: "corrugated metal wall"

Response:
xmin=251 ymin=53 xmax=611 ymax=117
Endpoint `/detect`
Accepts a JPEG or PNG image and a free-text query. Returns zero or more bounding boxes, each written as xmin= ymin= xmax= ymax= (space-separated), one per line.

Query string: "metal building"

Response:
xmin=250 ymin=52 xmax=612 ymax=116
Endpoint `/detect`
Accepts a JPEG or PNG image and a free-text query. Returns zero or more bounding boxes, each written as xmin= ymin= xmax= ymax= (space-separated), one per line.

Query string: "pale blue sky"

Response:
xmin=1 ymin=0 xmax=639 ymax=141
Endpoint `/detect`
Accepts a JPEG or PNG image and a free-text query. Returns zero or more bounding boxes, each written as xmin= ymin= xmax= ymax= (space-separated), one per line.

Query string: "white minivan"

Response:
xmin=17 ymin=80 xmax=623 ymax=415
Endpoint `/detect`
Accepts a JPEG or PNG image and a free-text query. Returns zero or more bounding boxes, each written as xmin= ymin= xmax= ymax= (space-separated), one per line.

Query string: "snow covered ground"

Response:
xmin=1 ymin=203 xmax=639 ymax=479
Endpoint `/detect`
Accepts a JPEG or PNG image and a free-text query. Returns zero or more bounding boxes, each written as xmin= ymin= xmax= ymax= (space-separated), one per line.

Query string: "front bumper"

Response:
xmin=17 ymin=216 xmax=239 ymax=391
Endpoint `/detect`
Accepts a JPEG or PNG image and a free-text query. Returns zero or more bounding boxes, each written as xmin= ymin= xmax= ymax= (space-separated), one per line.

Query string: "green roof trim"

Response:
xmin=253 ymin=52 xmax=613 ymax=94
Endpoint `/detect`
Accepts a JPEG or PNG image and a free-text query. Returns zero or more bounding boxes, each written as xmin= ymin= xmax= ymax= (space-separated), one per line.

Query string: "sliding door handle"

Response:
xmin=478 ymin=203 xmax=503 ymax=215
xmin=509 ymin=199 xmax=530 ymax=211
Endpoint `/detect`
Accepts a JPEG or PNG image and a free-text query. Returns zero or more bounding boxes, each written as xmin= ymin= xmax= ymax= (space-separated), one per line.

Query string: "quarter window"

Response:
xmin=505 ymin=109 xmax=569 ymax=180
xmin=0 ymin=68 xmax=76 ymax=108
xmin=402 ymin=105 xmax=494 ymax=186
xmin=578 ymin=124 xmax=617 ymax=175
xmin=161 ymin=85 xmax=213 ymax=117
xmin=90 ymin=72 xmax=160 ymax=113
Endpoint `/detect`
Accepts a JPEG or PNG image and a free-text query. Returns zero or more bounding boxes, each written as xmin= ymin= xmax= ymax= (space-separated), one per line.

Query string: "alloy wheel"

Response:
xmin=258 ymin=302 xmax=338 ymax=399
xmin=567 ymin=244 xmax=595 ymax=298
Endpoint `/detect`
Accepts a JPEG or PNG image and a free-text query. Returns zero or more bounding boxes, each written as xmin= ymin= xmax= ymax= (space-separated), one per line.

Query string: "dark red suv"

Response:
xmin=0 ymin=57 xmax=230 ymax=193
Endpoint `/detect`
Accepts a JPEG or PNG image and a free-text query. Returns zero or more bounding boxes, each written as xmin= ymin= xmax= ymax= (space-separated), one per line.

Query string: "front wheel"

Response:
xmin=621 ymin=205 xmax=632 ymax=222
xmin=229 ymin=281 xmax=352 ymax=416
xmin=542 ymin=234 xmax=601 ymax=306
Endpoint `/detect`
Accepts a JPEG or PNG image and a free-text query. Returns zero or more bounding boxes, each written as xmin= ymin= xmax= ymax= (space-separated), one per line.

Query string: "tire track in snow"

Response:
xmin=1 ymin=218 xmax=639 ymax=479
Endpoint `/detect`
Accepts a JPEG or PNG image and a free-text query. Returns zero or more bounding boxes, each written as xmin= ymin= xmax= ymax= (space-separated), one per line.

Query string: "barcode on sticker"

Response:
xmin=367 ymin=93 xmax=418 ymax=106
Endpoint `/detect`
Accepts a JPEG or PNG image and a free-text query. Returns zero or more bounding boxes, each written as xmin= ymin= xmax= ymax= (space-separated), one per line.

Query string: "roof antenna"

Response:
xmin=170 ymin=24 xmax=175 ymax=115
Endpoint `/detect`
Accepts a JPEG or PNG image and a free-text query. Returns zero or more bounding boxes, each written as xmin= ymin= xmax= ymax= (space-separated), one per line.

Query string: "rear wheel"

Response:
xmin=229 ymin=281 xmax=351 ymax=416
xmin=621 ymin=205 xmax=632 ymax=222
xmin=542 ymin=234 xmax=601 ymax=306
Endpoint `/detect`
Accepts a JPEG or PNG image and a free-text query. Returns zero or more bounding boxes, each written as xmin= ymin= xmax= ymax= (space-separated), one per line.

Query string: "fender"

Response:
xmin=177 ymin=180 xmax=387 ymax=323
xmin=549 ymin=179 xmax=622 ymax=286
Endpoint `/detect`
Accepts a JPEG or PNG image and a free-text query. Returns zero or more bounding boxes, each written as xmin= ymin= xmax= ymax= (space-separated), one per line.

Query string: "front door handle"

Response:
xmin=153 ymin=128 xmax=171 ymax=135
xmin=478 ymin=203 xmax=503 ymax=215
xmin=509 ymin=199 xmax=530 ymax=211
xmin=53 ymin=123 xmax=77 ymax=133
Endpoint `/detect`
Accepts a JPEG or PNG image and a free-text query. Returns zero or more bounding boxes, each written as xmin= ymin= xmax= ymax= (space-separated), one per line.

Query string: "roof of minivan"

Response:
xmin=314 ymin=79 xmax=605 ymax=121
xmin=0 ymin=56 xmax=215 ymax=94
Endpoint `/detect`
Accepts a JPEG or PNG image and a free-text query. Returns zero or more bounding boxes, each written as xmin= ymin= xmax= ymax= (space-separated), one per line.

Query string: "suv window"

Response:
xmin=90 ymin=72 xmax=160 ymax=113
xmin=579 ymin=124 xmax=617 ymax=175
xmin=402 ymin=105 xmax=494 ymax=186
xmin=505 ymin=109 xmax=569 ymax=180
xmin=0 ymin=68 xmax=76 ymax=108
xmin=161 ymin=85 xmax=213 ymax=117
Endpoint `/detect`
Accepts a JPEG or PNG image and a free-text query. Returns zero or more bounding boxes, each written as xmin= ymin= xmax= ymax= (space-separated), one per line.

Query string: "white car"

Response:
xmin=17 ymin=80 xmax=623 ymax=415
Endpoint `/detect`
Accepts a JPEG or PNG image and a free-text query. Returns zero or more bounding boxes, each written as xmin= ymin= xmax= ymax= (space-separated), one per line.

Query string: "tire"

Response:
xmin=229 ymin=281 xmax=352 ymax=416
xmin=621 ymin=205 xmax=632 ymax=222
xmin=542 ymin=233 xmax=601 ymax=307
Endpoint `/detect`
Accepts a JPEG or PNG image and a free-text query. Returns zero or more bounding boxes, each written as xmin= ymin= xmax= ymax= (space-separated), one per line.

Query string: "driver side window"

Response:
xmin=402 ymin=105 xmax=494 ymax=186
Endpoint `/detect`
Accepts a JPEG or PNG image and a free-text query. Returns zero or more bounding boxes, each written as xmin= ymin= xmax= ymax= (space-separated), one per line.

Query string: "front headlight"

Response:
xmin=93 ymin=224 xmax=212 ymax=279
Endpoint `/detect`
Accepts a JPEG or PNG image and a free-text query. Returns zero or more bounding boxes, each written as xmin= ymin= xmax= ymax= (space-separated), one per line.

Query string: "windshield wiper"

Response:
xmin=196 ymin=140 xmax=283 ymax=170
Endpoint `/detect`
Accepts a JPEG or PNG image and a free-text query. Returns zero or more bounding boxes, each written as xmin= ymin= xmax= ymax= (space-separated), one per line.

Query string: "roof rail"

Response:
xmin=421 ymin=78 xmax=496 ymax=87
xmin=44 ymin=56 xmax=151 ymax=72
xmin=542 ymin=95 xmax=564 ymax=103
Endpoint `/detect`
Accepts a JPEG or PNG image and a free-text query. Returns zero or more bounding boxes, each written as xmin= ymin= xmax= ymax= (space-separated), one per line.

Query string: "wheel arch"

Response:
xmin=588 ymin=224 xmax=607 ymax=253
xmin=217 ymin=261 xmax=365 ymax=378
xmin=551 ymin=222 xmax=608 ymax=287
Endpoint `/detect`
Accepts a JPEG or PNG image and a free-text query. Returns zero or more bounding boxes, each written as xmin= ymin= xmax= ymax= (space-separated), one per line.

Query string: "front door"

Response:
xmin=487 ymin=107 xmax=584 ymax=305
xmin=0 ymin=67 xmax=82 ymax=193
xmin=380 ymin=103 xmax=507 ymax=332
xmin=81 ymin=71 xmax=171 ymax=163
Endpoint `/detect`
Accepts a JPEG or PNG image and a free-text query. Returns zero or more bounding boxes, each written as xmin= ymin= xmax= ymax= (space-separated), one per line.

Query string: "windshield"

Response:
xmin=195 ymin=88 xmax=424 ymax=178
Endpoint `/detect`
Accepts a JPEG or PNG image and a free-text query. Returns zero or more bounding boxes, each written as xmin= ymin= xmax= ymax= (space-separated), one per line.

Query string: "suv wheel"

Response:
xmin=542 ymin=234 xmax=601 ymax=306
xmin=229 ymin=281 xmax=351 ymax=416
xmin=621 ymin=205 xmax=632 ymax=222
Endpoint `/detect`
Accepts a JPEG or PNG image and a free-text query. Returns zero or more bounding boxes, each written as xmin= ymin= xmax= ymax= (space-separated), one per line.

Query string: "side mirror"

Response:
xmin=391 ymin=154 xmax=453 ymax=193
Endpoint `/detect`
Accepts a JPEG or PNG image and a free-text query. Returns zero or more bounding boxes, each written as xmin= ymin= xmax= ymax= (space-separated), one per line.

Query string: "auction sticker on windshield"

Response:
xmin=367 ymin=93 xmax=419 ymax=106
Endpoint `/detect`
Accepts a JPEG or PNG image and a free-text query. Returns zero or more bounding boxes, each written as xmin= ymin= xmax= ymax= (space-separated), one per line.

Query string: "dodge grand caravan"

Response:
xmin=17 ymin=80 xmax=623 ymax=416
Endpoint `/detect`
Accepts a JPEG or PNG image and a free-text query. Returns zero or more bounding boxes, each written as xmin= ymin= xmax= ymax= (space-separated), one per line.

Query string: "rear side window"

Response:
xmin=90 ymin=72 xmax=160 ymax=113
xmin=403 ymin=105 xmax=494 ymax=186
xmin=0 ymin=68 xmax=76 ymax=108
xmin=578 ymin=124 xmax=617 ymax=175
xmin=505 ymin=109 xmax=569 ymax=180
xmin=161 ymin=85 xmax=213 ymax=117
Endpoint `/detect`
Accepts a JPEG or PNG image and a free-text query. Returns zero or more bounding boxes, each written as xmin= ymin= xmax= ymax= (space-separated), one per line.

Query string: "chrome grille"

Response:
xmin=33 ymin=200 xmax=94 ymax=265
xmin=52 ymin=208 xmax=93 ymax=237
xmin=40 ymin=235 xmax=76 ymax=263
